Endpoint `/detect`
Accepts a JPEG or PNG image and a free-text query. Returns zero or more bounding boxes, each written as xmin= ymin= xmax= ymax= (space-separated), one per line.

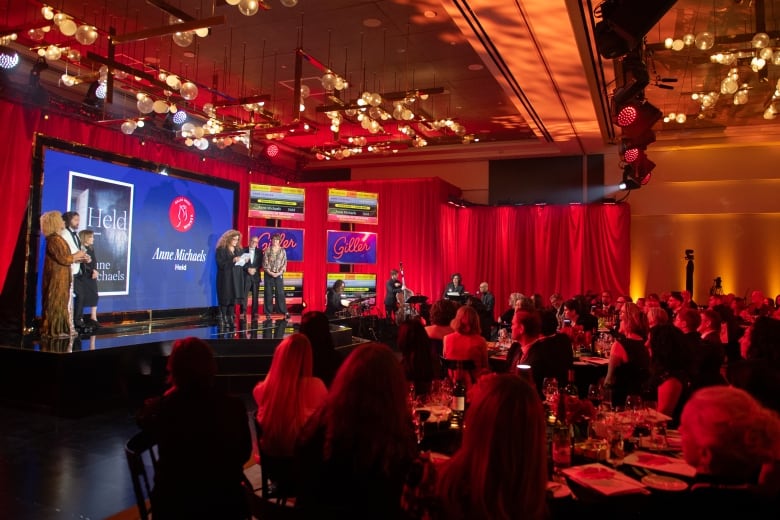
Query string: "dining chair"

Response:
xmin=125 ymin=430 xmax=158 ymax=520
xmin=252 ymin=417 xmax=296 ymax=505
xmin=243 ymin=477 xmax=300 ymax=520
xmin=440 ymin=357 xmax=477 ymax=387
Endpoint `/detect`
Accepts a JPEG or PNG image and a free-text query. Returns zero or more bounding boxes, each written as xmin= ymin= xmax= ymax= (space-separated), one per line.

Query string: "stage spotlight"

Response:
xmin=619 ymin=165 xmax=641 ymax=190
xmin=595 ymin=0 xmax=678 ymax=59
xmin=615 ymin=100 xmax=662 ymax=139
xmin=619 ymin=152 xmax=655 ymax=190
xmin=619 ymin=131 xmax=655 ymax=163
xmin=0 ymin=46 xmax=19 ymax=69
xmin=265 ymin=143 xmax=280 ymax=158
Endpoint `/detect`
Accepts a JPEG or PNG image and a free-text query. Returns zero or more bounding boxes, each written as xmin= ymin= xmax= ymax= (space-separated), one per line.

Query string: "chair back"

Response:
xmin=125 ymin=430 xmax=159 ymax=520
xmin=440 ymin=357 xmax=477 ymax=387
xmin=243 ymin=478 xmax=300 ymax=520
xmin=253 ymin=417 xmax=297 ymax=504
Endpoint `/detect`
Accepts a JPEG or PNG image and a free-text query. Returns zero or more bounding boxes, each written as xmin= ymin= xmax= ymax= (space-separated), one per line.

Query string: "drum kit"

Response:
xmin=337 ymin=294 xmax=377 ymax=318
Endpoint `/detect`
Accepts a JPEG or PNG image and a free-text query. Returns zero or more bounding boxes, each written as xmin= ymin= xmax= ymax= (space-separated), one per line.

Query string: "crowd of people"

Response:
xmin=133 ymin=277 xmax=780 ymax=518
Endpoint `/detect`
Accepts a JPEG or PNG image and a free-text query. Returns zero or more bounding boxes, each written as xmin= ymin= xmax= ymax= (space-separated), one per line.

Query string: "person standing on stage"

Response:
xmin=479 ymin=282 xmax=495 ymax=315
xmin=60 ymin=211 xmax=89 ymax=332
xmin=384 ymin=269 xmax=403 ymax=321
xmin=40 ymin=210 xmax=89 ymax=338
xmin=216 ymin=229 xmax=247 ymax=330
xmin=262 ymin=233 xmax=289 ymax=320
xmin=78 ymin=229 xmax=100 ymax=329
xmin=243 ymin=235 xmax=262 ymax=321
xmin=325 ymin=279 xmax=345 ymax=318
xmin=442 ymin=273 xmax=466 ymax=300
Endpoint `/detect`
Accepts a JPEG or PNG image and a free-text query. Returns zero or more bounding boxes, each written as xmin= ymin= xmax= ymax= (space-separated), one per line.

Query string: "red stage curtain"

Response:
xmin=0 ymin=99 xmax=630 ymax=320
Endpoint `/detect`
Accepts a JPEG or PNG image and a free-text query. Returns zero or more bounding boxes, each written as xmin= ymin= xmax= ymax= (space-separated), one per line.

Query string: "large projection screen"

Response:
xmin=31 ymin=139 xmax=238 ymax=317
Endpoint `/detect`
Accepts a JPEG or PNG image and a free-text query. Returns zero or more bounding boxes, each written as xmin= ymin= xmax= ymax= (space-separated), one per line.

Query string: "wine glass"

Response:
xmin=413 ymin=409 xmax=431 ymax=445
xmin=587 ymin=384 xmax=603 ymax=410
xmin=542 ymin=378 xmax=559 ymax=406
xmin=626 ymin=394 xmax=644 ymax=414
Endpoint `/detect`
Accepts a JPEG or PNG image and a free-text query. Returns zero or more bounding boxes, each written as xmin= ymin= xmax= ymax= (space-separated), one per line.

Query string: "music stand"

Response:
xmin=405 ymin=295 xmax=428 ymax=318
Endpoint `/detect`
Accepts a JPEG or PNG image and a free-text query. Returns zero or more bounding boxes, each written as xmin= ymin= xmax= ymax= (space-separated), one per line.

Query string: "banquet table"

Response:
xmin=487 ymin=348 xmax=609 ymax=398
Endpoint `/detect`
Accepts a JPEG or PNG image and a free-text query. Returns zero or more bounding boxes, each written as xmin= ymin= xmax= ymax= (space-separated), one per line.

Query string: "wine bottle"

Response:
xmin=450 ymin=378 xmax=466 ymax=429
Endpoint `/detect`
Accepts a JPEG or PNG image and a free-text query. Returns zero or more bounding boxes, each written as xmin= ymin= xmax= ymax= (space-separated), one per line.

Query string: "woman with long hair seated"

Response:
xmin=604 ymin=302 xmax=650 ymax=407
xmin=399 ymin=318 xmax=441 ymax=398
xmin=294 ymin=343 xmax=417 ymax=519
xmin=402 ymin=374 xmax=548 ymax=520
xmin=253 ymin=333 xmax=328 ymax=457
xmin=442 ymin=305 xmax=488 ymax=383
xmin=137 ymin=337 xmax=251 ymax=520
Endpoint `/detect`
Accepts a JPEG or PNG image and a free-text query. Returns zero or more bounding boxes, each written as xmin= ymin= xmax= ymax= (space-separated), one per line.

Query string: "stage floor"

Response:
xmin=0 ymin=315 xmax=305 ymax=353
xmin=0 ymin=314 xmax=362 ymax=416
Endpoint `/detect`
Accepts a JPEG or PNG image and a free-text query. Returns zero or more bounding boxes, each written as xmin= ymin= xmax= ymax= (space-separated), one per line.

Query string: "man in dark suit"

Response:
xmin=243 ymin=235 xmax=262 ymax=321
xmin=694 ymin=309 xmax=727 ymax=390
xmin=384 ymin=269 xmax=402 ymax=322
xmin=478 ymin=282 xmax=495 ymax=315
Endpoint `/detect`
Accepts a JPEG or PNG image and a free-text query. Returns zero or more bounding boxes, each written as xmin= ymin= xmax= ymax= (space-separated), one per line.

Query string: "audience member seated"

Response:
xmin=253 ymin=333 xmax=327 ymax=457
xmin=299 ymin=311 xmax=343 ymax=388
xmin=605 ymin=302 xmax=650 ymax=408
xmin=425 ymin=299 xmax=457 ymax=357
xmin=401 ymin=374 xmax=547 ymax=520
xmin=677 ymin=386 xmax=780 ymax=515
xmin=647 ymin=324 xmax=691 ymax=427
xmin=399 ymin=318 xmax=441 ymax=397
xmin=499 ymin=292 xmax=522 ymax=329
xmin=561 ymin=298 xmax=595 ymax=351
xmin=137 ymin=337 xmax=251 ymax=520
xmin=442 ymin=305 xmax=488 ymax=384
xmin=645 ymin=305 xmax=669 ymax=329
xmin=294 ymin=343 xmax=417 ymax=519
xmin=536 ymin=309 xmax=574 ymax=388
xmin=729 ymin=316 xmax=780 ymax=414
xmin=688 ymin=309 xmax=727 ymax=390
xmin=712 ymin=303 xmax=743 ymax=365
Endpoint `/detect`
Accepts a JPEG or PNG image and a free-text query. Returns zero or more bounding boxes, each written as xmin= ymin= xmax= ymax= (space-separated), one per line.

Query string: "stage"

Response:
xmin=0 ymin=313 xmax=374 ymax=417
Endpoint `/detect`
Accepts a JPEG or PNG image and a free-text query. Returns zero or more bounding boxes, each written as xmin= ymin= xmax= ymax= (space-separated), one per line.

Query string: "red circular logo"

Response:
xmin=169 ymin=196 xmax=195 ymax=232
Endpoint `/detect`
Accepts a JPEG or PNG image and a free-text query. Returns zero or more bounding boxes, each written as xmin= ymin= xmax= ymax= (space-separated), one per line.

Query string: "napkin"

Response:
xmin=622 ymin=452 xmax=696 ymax=478
xmin=561 ymin=463 xmax=649 ymax=496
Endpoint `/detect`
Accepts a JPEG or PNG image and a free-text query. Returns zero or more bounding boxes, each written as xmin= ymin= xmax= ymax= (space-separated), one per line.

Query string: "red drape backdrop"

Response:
xmin=0 ymin=98 xmax=630 ymax=320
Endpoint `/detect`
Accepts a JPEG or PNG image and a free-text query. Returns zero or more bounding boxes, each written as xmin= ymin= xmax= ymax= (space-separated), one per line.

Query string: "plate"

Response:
xmin=641 ymin=474 xmax=688 ymax=491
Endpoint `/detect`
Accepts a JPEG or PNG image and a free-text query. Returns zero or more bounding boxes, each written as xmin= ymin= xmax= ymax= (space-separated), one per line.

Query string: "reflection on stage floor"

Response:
xmin=0 ymin=314 xmax=362 ymax=416
xmin=0 ymin=315 xmax=310 ymax=353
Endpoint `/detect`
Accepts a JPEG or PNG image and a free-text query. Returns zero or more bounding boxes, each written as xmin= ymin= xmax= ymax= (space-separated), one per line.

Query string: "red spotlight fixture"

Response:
xmin=623 ymin=147 xmax=639 ymax=163
xmin=615 ymin=100 xmax=662 ymax=139
xmin=265 ymin=143 xmax=280 ymax=158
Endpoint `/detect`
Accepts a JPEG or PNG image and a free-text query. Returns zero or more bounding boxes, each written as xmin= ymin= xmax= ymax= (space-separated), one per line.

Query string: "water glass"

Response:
xmin=650 ymin=424 xmax=668 ymax=450
xmin=605 ymin=428 xmax=625 ymax=466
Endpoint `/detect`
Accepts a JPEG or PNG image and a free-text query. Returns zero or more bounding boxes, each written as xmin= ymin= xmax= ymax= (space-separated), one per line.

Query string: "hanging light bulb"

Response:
xmin=59 ymin=18 xmax=78 ymax=36
xmin=238 ymin=0 xmax=260 ymax=16
xmin=695 ymin=32 xmax=714 ymax=50
xmin=180 ymin=81 xmax=199 ymax=101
